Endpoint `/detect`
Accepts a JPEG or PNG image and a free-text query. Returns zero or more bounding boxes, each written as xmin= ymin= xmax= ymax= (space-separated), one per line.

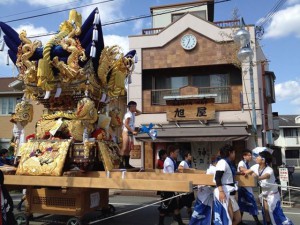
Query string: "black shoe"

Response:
xmin=125 ymin=164 xmax=135 ymax=169
xmin=119 ymin=156 xmax=125 ymax=169
xmin=158 ymin=215 xmax=165 ymax=225
xmin=187 ymin=210 xmax=192 ymax=219
xmin=124 ymin=155 xmax=135 ymax=169
xmin=256 ymin=222 xmax=263 ymax=225
xmin=173 ymin=214 xmax=186 ymax=225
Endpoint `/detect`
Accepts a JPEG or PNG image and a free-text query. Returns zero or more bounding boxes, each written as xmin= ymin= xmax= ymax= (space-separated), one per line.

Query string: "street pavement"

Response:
xmin=11 ymin=193 xmax=300 ymax=225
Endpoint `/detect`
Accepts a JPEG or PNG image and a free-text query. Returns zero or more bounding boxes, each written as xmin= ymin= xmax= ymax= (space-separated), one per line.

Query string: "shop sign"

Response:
xmin=166 ymin=103 xmax=215 ymax=121
xmin=279 ymin=168 xmax=289 ymax=182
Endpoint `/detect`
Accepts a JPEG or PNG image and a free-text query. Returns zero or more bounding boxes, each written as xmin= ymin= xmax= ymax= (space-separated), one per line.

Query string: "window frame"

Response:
xmin=0 ymin=96 xmax=19 ymax=115
xmin=283 ymin=128 xmax=298 ymax=137
xmin=285 ymin=149 xmax=300 ymax=159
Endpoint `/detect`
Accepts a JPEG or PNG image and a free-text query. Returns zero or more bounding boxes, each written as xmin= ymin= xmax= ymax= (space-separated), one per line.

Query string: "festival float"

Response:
xmin=0 ymin=8 xmax=256 ymax=225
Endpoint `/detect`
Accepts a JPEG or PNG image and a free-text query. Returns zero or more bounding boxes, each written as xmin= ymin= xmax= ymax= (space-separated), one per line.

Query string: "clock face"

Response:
xmin=181 ymin=34 xmax=197 ymax=50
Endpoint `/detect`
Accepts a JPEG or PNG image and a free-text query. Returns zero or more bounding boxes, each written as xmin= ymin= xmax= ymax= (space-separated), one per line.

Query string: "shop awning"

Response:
xmin=135 ymin=125 xmax=250 ymax=142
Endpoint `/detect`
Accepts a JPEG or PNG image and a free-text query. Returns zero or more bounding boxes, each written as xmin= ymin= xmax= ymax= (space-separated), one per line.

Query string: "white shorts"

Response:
xmin=229 ymin=195 xmax=240 ymax=212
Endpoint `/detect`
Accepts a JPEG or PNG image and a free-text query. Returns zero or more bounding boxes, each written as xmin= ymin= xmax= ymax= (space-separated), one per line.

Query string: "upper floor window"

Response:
xmin=0 ymin=97 xmax=18 ymax=115
xmin=285 ymin=150 xmax=299 ymax=159
xmin=283 ymin=128 xmax=298 ymax=137
xmin=172 ymin=13 xmax=185 ymax=22
xmin=155 ymin=75 xmax=188 ymax=89
xmin=265 ymin=71 xmax=276 ymax=103
xmin=192 ymin=74 xmax=229 ymax=87
xmin=171 ymin=10 xmax=206 ymax=22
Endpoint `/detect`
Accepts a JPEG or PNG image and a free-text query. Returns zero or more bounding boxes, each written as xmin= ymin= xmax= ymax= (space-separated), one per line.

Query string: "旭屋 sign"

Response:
xmin=166 ymin=103 xmax=215 ymax=121
xmin=279 ymin=168 xmax=289 ymax=182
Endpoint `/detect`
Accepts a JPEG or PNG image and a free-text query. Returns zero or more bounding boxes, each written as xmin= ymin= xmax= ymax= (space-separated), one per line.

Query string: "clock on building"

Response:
xmin=180 ymin=34 xmax=197 ymax=50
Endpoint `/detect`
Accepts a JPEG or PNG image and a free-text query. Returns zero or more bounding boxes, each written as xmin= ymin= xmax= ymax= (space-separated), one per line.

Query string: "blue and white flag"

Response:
xmin=263 ymin=192 xmax=294 ymax=225
xmin=139 ymin=123 xmax=157 ymax=140
xmin=238 ymin=187 xmax=258 ymax=216
xmin=189 ymin=187 xmax=213 ymax=225
xmin=213 ymin=189 xmax=231 ymax=225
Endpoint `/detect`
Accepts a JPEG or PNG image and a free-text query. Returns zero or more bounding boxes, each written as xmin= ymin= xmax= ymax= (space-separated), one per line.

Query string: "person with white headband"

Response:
xmin=244 ymin=151 xmax=294 ymax=225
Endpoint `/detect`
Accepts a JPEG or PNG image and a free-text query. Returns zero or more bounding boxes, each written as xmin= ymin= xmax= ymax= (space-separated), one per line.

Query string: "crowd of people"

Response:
xmin=156 ymin=144 xmax=294 ymax=225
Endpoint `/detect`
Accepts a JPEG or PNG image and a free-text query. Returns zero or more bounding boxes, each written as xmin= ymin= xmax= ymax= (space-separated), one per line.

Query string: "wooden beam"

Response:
xmin=235 ymin=175 xmax=257 ymax=187
xmin=4 ymin=172 xmax=256 ymax=192
xmin=99 ymin=172 xmax=215 ymax=186
xmin=4 ymin=175 xmax=192 ymax=192
xmin=87 ymin=171 xmax=257 ymax=187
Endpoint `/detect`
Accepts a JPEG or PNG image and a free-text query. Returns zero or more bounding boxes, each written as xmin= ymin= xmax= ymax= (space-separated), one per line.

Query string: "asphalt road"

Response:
xmin=12 ymin=194 xmax=300 ymax=225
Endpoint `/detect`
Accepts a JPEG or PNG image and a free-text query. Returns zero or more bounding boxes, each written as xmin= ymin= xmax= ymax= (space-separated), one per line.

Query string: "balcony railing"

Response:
xmin=151 ymin=86 xmax=231 ymax=105
xmin=142 ymin=20 xmax=240 ymax=35
xmin=142 ymin=27 xmax=165 ymax=35
xmin=151 ymin=89 xmax=180 ymax=105
xmin=284 ymin=137 xmax=300 ymax=146
xmin=214 ymin=19 xmax=240 ymax=28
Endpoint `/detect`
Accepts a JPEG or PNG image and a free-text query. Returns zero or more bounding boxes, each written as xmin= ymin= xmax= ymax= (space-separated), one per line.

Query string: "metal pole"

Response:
xmin=249 ymin=61 xmax=258 ymax=147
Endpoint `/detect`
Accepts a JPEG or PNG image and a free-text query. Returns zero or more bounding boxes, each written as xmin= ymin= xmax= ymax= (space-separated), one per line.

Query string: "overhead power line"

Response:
xmin=0 ymin=0 xmax=82 ymax=19
xmin=26 ymin=0 xmax=231 ymax=39
xmin=255 ymin=0 xmax=287 ymax=39
xmin=256 ymin=0 xmax=286 ymax=27
xmin=3 ymin=0 xmax=114 ymax=24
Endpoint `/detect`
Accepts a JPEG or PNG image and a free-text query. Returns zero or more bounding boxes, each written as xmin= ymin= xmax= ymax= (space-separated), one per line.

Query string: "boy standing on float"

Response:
xmin=120 ymin=101 xmax=142 ymax=168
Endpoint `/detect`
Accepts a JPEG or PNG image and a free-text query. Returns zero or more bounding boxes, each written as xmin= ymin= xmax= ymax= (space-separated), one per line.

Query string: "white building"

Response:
xmin=274 ymin=115 xmax=300 ymax=168
xmin=128 ymin=0 xmax=276 ymax=169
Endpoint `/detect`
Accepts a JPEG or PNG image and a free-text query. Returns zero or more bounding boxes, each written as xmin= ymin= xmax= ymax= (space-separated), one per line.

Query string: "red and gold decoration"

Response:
xmin=16 ymin=140 xmax=71 ymax=176
xmin=1 ymin=8 xmax=137 ymax=174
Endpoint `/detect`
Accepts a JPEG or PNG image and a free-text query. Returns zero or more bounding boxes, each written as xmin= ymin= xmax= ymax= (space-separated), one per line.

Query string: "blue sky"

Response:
xmin=0 ymin=0 xmax=299 ymax=115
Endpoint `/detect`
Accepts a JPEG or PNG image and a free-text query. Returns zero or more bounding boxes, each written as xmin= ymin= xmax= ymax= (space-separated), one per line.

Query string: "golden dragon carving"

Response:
xmin=52 ymin=37 xmax=87 ymax=83
xmin=37 ymin=9 xmax=82 ymax=91
xmin=16 ymin=30 xmax=41 ymax=85
xmin=10 ymin=100 xmax=33 ymax=127
xmin=97 ymin=45 xmax=135 ymax=98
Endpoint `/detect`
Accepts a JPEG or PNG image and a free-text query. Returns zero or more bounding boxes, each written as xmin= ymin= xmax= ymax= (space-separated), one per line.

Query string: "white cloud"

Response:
xmin=291 ymin=97 xmax=300 ymax=105
xmin=103 ymin=35 xmax=128 ymax=53
xmin=12 ymin=0 xmax=125 ymax=22
xmin=0 ymin=51 xmax=9 ymax=66
xmin=0 ymin=0 xmax=15 ymax=4
xmin=132 ymin=20 xmax=144 ymax=34
xmin=80 ymin=0 xmax=125 ymax=27
xmin=287 ymin=0 xmax=300 ymax=5
xmin=275 ymin=80 xmax=300 ymax=102
xmin=14 ymin=24 xmax=53 ymax=46
xmin=0 ymin=24 xmax=52 ymax=67
xmin=264 ymin=4 xmax=300 ymax=39
xmin=21 ymin=0 xmax=72 ymax=7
